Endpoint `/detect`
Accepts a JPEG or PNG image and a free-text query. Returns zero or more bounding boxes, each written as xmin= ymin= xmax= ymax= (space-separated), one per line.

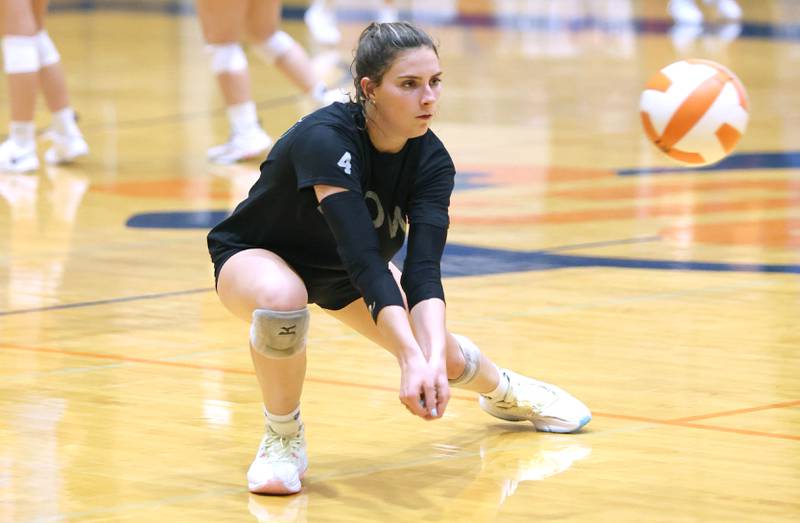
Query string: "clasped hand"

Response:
xmin=399 ymin=356 xmax=450 ymax=420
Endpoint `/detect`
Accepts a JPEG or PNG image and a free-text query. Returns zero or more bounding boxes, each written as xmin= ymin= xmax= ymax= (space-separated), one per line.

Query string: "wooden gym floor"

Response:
xmin=0 ymin=1 xmax=797 ymax=521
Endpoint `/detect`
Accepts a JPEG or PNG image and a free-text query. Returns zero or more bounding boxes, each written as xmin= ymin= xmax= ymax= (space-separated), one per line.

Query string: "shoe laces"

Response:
xmin=494 ymin=372 xmax=558 ymax=414
xmin=259 ymin=428 xmax=304 ymax=463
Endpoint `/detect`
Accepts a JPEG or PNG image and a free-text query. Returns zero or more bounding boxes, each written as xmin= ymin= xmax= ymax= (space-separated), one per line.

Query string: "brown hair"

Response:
xmin=351 ymin=22 xmax=438 ymax=112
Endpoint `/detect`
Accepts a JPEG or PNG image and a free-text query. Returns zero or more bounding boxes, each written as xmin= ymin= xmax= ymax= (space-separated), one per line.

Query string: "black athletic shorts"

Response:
xmin=211 ymin=246 xmax=362 ymax=311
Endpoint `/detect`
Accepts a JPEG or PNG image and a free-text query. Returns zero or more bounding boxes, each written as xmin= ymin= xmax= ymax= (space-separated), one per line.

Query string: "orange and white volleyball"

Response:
xmin=640 ymin=59 xmax=749 ymax=166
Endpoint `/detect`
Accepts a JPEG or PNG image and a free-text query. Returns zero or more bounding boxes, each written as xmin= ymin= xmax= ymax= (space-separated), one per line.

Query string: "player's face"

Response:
xmin=373 ymin=47 xmax=442 ymax=140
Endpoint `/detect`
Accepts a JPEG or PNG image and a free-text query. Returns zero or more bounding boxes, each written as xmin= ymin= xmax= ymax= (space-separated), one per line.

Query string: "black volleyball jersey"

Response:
xmin=207 ymin=101 xmax=455 ymax=280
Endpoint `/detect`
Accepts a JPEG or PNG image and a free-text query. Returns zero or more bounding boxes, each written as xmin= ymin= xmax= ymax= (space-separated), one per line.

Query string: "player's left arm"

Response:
xmin=403 ymin=222 xmax=448 ymax=363
xmin=402 ymin=141 xmax=455 ymax=367
xmin=403 ymin=221 xmax=450 ymax=416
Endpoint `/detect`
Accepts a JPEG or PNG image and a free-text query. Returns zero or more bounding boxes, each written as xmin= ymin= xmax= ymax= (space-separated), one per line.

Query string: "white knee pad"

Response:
xmin=2 ymin=35 xmax=40 ymax=74
xmin=35 ymin=31 xmax=60 ymax=67
xmin=250 ymin=307 xmax=309 ymax=359
xmin=449 ymin=334 xmax=482 ymax=386
xmin=253 ymin=31 xmax=294 ymax=63
xmin=206 ymin=43 xmax=248 ymax=74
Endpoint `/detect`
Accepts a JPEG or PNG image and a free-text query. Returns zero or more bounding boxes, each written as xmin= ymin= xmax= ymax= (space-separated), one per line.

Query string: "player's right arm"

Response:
xmin=313 ymin=183 xmax=441 ymax=420
xmin=292 ymin=125 xmax=440 ymax=419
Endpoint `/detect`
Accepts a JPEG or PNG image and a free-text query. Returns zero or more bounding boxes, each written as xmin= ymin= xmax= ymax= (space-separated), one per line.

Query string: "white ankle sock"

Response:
xmin=9 ymin=121 xmax=35 ymax=148
xmin=265 ymin=406 xmax=302 ymax=437
xmin=481 ymin=369 xmax=510 ymax=401
xmin=227 ymin=101 xmax=260 ymax=134
xmin=51 ymin=107 xmax=81 ymax=137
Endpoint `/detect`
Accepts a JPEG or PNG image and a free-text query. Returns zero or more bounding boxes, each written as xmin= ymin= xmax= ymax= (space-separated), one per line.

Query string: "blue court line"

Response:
xmin=129 ymin=209 xmax=800 ymax=276
xmin=0 ymin=287 xmax=211 ymax=317
xmin=433 ymin=243 xmax=800 ymax=277
xmin=48 ymin=1 xmax=800 ymax=42
xmin=127 ymin=210 xmax=228 ymax=229
xmin=50 ymin=0 xmax=196 ymax=16
xmin=619 ymin=151 xmax=800 ymax=175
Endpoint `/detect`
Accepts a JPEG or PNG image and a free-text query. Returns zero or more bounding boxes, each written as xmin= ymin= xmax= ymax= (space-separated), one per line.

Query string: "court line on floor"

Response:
xmin=0 ymin=287 xmax=212 ymax=316
xmin=2 ymin=341 xmax=798 ymax=442
xmin=669 ymin=400 xmax=800 ymax=422
xmin=0 ymin=265 xmax=778 ymax=318
xmin=592 ymin=411 xmax=800 ymax=441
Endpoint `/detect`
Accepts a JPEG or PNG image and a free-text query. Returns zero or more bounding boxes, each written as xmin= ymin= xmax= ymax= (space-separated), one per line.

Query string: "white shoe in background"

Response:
xmin=377 ymin=5 xmax=399 ymax=23
xmin=208 ymin=127 xmax=272 ymax=165
xmin=319 ymin=87 xmax=350 ymax=107
xmin=668 ymin=0 xmax=704 ymax=24
xmin=0 ymin=138 xmax=39 ymax=173
xmin=44 ymin=130 xmax=89 ymax=165
xmin=304 ymin=2 xmax=341 ymax=45
xmin=713 ymin=0 xmax=742 ymax=20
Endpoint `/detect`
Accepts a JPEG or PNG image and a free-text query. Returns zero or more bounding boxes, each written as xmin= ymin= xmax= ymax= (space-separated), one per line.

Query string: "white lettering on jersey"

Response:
xmin=337 ymin=151 xmax=352 ymax=175
xmin=365 ymin=191 xmax=384 ymax=228
xmin=365 ymin=191 xmax=407 ymax=239
xmin=387 ymin=206 xmax=406 ymax=239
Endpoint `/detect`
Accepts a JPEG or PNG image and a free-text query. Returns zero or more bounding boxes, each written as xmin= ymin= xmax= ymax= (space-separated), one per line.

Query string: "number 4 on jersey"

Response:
xmin=337 ymin=152 xmax=352 ymax=175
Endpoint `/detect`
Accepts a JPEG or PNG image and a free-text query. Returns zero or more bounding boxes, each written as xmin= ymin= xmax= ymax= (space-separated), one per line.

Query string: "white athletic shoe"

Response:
xmin=377 ymin=6 xmax=399 ymax=23
xmin=247 ymin=425 xmax=308 ymax=495
xmin=304 ymin=3 xmax=341 ymax=45
xmin=0 ymin=138 xmax=39 ymax=173
xmin=318 ymin=88 xmax=350 ymax=107
xmin=208 ymin=128 xmax=272 ymax=165
xmin=479 ymin=369 xmax=592 ymax=433
xmin=43 ymin=130 xmax=89 ymax=165
xmin=668 ymin=0 xmax=703 ymax=24
xmin=714 ymin=0 xmax=742 ymax=20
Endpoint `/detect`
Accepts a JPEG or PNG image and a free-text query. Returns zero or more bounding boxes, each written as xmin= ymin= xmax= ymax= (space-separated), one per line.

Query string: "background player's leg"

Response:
xmin=32 ymin=0 xmax=88 ymax=165
xmin=246 ymin=0 xmax=346 ymax=107
xmin=216 ymin=248 xmax=309 ymax=494
xmin=0 ymin=0 xmax=40 ymax=172
xmin=196 ymin=0 xmax=271 ymax=164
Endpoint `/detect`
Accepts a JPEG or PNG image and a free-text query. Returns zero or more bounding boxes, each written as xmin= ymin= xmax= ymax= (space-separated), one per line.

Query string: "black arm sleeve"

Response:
xmin=400 ymin=222 xmax=447 ymax=310
xmin=319 ymin=190 xmax=405 ymax=322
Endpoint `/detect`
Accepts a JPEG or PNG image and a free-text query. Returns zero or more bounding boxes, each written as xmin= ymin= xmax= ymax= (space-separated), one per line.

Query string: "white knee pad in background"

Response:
xmin=35 ymin=31 xmax=60 ymax=67
xmin=253 ymin=31 xmax=294 ymax=63
xmin=250 ymin=307 xmax=309 ymax=358
xmin=449 ymin=334 xmax=482 ymax=386
xmin=2 ymin=35 xmax=40 ymax=74
xmin=206 ymin=42 xmax=248 ymax=74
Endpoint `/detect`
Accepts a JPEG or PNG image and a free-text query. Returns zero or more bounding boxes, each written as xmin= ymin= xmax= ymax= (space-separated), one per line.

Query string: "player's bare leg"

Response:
xmin=217 ymin=248 xmax=309 ymax=494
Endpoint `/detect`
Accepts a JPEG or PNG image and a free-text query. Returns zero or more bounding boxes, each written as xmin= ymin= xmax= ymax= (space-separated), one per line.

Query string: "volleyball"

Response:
xmin=640 ymin=59 xmax=749 ymax=166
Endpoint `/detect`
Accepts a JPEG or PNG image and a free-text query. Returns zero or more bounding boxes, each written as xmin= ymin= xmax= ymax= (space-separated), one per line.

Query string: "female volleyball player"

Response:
xmin=208 ymin=21 xmax=591 ymax=495
xmin=195 ymin=0 xmax=345 ymax=164
xmin=0 ymin=0 xmax=88 ymax=173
